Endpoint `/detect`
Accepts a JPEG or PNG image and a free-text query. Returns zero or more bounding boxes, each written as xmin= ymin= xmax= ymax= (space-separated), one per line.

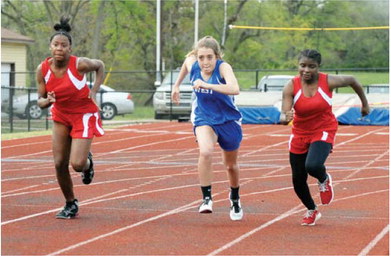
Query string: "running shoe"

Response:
xmin=318 ymin=173 xmax=334 ymax=205
xmin=301 ymin=209 xmax=321 ymax=226
xmin=229 ymin=198 xmax=243 ymax=221
xmin=82 ymin=152 xmax=94 ymax=185
xmin=199 ymin=197 xmax=213 ymax=213
xmin=56 ymin=199 xmax=79 ymax=219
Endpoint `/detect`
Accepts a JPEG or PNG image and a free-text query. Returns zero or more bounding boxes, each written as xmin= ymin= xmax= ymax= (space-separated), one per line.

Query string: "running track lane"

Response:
xmin=1 ymin=123 xmax=389 ymax=255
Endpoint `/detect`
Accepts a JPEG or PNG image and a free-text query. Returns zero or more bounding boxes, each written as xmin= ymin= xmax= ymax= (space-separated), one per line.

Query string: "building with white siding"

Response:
xmin=1 ymin=27 xmax=34 ymax=100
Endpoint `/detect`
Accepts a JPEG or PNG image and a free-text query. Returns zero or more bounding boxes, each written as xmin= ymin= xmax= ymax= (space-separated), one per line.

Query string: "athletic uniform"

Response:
xmin=289 ymin=72 xmax=338 ymax=154
xmin=190 ymin=59 xmax=242 ymax=151
xmin=41 ymin=55 xmax=104 ymax=138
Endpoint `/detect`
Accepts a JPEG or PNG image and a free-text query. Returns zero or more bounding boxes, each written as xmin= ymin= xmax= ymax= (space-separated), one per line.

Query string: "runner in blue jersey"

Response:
xmin=172 ymin=36 xmax=243 ymax=221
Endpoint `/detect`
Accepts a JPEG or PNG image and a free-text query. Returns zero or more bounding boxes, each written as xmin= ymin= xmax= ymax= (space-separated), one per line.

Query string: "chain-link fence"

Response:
xmin=1 ymin=68 xmax=388 ymax=133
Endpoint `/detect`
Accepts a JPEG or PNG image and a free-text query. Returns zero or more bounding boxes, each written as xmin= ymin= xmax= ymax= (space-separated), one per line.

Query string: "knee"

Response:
xmin=225 ymin=162 xmax=238 ymax=173
xmin=292 ymin=173 xmax=305 ymax=184
xmin=291 ymin=168 xmax=307 ymax=183
xmin=305 ymin=161 xmax=324 ymax=175
xmin=199 ymin=148 xmax=214 ymax=161
xmin=54 ymin=160 xmax=69 ymax=172
xmin=70 ymin=159 xmax=87 ymax=172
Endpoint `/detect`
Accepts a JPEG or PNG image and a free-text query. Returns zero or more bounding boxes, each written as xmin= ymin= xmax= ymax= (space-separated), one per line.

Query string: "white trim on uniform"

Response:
xmin=68 ymin=69 xmax=87 ymax=90
xmin=288 ymin=134 xmax=294 ymax=151
xmin=94 ymin=112 xmax=105 ymax=135
xmin=190 ymin=97 xmax=197 ymax=125
xmin=293 ymin=89 xmax=302 ymax=105
xmin=82 ymin=112 xmax=105 ymax=138
xmin=318 ymin=87 xmax=332 ymax=106
xmin=44 ymin=70 xmax=51 ymax=84
xmin=82 ymin=113 xmax=93 ymax=138
xmin=321 ymin=131 xmax=329 ymax=141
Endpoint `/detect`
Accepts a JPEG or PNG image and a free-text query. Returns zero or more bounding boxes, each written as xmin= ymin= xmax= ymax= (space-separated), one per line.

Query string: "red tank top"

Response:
xmin=292 ymin=72 xmax=338 ymax=135
xmin=41 ymin=55 xmax=98 ymax=114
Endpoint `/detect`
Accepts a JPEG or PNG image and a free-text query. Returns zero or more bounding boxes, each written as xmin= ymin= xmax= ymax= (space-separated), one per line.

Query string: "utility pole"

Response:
xmin=155 ymin=0 xmax=161 ymax=87
xmin=194 ymin=0 xmax=199 ymax=45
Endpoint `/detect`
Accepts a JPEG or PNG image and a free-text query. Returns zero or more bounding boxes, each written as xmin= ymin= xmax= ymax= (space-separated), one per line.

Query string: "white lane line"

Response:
xmin=358 ymin=224 xmax=389 ymax=256
xmin=105 ymin=128 xmax=192 ymax=135
xmin=241 ymin=140 xmax=288 ymax=157
xmin=268 ymin=133 xmax=358 ymax=137
xmin=1 ymin=176 xmax=173 ymax=225
xmin=206 ymin=137 xmax=388 ymax=255
xmin=208 ymin=205 xmax=303 ymax=256
xmin=109 ymin=135 xmax=194 ymax=153
xmin=3 ymin=124 xmax=388 ymax=254
xmin=1 ymin=140 xmax=51 ymax=149
xmin=45 ymin=185 xmax=243 ymax=256
xmin=208 ymin=188 xmax=389 ymax=256
xmin=335 ymin=127 xmax=387 ymax=147
xmin=2 ymin=122 xmax=187 ymax=158
xmin=2 ymin=185 xmax=41 ymax=194
xmin=46 ymin=202 xmax=198 ymax=256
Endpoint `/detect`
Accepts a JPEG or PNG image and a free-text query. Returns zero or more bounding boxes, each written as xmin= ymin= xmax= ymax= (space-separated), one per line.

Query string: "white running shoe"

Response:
xmin=229 ymin=198 xmax=243 ymax=221
xmin=199 ymin=197 xmax=213 ymax=213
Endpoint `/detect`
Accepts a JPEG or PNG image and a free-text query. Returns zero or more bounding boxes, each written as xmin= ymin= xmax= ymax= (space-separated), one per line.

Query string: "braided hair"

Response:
xmin=50 ymin=16 xmax=72 ymax=45
xmin=298 ymin=49 xmax=322 ymax=65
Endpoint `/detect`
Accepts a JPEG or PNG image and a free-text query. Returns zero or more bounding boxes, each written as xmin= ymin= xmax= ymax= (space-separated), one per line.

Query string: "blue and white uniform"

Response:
xmin=190 ymin=59 xmax=243 ymax=151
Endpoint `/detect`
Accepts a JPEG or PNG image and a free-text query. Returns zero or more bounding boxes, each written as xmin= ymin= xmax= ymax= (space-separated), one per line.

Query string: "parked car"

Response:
xmin=257 ymin=75 xmax=294 ymax=92
xmin=153 ymin=71 xmax=194 ymax=120
xmin=1 ymin=84 xmax=134 ymax=120
xmin=1 ymin=91 xmax=48 ymax=119
xmin=94 ymin=84 xmax=134 ymax=120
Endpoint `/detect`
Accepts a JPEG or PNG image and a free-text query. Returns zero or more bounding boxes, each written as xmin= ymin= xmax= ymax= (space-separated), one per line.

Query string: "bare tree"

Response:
xmin=42 ymin=0 xmax=90 ymax=27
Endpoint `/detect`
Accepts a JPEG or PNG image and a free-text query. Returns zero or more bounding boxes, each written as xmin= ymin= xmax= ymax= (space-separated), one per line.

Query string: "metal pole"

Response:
xmin=194 ymin=0 xmax=199 ymax=45
xmin=222 ymin=0 xmax=227 ymax=46
xmin=155 ymin=0 xmax=161 ymax=87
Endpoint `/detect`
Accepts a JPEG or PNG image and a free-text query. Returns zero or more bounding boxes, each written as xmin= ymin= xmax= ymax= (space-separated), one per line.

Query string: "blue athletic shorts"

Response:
xmin=194 ymin=120 xmax=242 ymax=151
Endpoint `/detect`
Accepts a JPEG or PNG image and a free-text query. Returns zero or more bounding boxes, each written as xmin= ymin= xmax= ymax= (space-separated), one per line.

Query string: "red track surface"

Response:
xmin=1 ymin=122 xmax=389 ymax=255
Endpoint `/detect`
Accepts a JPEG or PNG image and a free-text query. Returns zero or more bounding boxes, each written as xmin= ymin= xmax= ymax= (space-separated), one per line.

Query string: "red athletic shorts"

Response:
xmin=52 ymin=109 xmax=105 ymax=139
xmin=289 ymin=129 xmax=336 ymax=154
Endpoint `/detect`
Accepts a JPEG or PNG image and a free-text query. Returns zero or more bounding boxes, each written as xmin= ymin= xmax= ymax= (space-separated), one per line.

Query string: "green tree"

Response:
xmin=1 ymin=0 xmax=388 ymax=87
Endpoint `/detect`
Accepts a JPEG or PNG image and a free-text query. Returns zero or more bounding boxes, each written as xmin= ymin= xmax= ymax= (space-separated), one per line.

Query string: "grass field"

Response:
xmin=237 ymin=71 xmax=389 ymax=90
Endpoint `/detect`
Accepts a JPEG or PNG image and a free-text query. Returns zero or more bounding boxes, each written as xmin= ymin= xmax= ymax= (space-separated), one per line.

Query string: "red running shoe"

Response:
xmin=301 ymin=209 xmax=321 ymax=226
xmin=318 ymin=173 xmax=334 ymax=205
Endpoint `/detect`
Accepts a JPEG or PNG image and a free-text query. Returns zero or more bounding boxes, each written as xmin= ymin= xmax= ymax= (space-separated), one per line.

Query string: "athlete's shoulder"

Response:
xmin=185 ymin=55 xmax=197 ymax=72
xmin=39 ymin=57 xmax=52 ymax=75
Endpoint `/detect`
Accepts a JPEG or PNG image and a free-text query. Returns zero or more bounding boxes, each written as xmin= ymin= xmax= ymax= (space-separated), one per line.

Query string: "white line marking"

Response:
xmin=110 ymin=135 xmax=194 ymax=154
xmin=375 ymin=132 xmax=389 ymax=135
xmin=46 ymin=186 xmax=240 ymax=256
xmin=358 ymin=224 xmax=389 ymax=255
xmin=206 ymin=138 xmax=388 ymax=255
xmin=208 ymin=189 xmax=389 ymax=256
xmin=335 ymin=127 xmax=387 ymax=147
xmin=44 ymin=201 xmax=200 ymax=255
xmin=2 ymin=124 xmax=388 ymax=255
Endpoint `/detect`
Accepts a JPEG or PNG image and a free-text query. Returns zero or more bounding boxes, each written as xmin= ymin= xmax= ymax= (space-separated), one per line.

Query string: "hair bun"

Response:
xmin=53 ymin=16 xmax=71 ymax=32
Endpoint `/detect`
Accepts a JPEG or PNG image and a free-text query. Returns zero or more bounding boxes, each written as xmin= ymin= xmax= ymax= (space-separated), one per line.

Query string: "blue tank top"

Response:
xmin=190 ymin=59 xmax=242 ymax=126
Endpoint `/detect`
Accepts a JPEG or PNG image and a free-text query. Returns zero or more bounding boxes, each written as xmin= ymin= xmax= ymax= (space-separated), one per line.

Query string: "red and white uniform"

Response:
xmin=41 ymin=55 xmax=104 ymax=138
xmin=289 ymin=72 xmax=338 ymax=154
